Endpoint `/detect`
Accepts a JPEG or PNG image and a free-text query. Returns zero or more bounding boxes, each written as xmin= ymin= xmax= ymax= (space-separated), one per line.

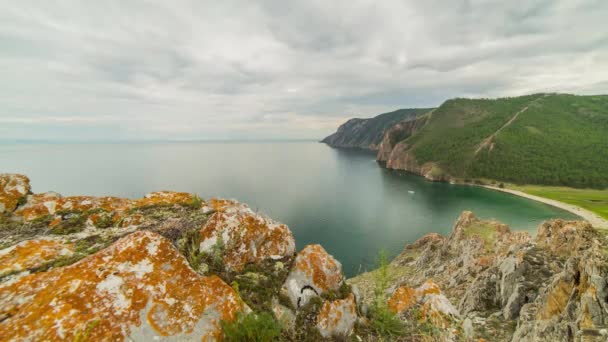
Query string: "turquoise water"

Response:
xmin=0 ymin=142 xmax=577 ymax=276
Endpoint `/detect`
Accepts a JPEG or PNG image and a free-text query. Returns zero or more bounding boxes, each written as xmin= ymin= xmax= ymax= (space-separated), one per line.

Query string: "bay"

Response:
xmin=0 ymin=141 xmax=577 ymax=276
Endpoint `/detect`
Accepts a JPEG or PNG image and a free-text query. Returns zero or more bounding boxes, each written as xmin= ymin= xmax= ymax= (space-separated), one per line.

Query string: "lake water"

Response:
xmin=1 ymin=141 xmax=577 ymax=276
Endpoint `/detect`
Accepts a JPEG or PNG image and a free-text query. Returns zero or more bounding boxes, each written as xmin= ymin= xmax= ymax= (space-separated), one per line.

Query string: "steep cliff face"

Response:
xmin=376 ymin=114 xmax=429 ymax=163
xmin=374 ymin=113 xmax=450 ymax=182
xmin=322 ymin=108 xmax=431 ymax=150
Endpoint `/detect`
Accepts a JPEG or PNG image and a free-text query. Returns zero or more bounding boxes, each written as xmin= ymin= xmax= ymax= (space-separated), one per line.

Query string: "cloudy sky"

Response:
xmin=1 ymin=0 xmax=607 ymax=141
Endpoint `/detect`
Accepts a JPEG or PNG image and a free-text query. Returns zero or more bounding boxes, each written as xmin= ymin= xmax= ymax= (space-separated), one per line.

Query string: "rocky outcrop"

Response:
xmin=316 ymin=294 xmax=357 ymax=338
xmin=199 ymin=201 xmax=295 ymax=272
xmin=283 ymin=244 xmax=344 ymax=309
xmin=0 ymin=231 xmax=243 ymax=341
xmin=349 ymin=211 xmax=608 ymax=341
xmin=322 ymin=108 xmax=430 ymax=150
xmin=0 ymin=174 xmax=361 ymax=341
xmin=0 ymin=174 xmax=30 ymax=214
xmin=0 ymin=238 xmax=73 ymax=277
xmin=388 ymin=280 xmax=459 ymax=327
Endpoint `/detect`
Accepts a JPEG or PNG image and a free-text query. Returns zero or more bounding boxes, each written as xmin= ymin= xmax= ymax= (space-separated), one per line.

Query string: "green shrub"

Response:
xmin=94 ymin=213 xmax=114 ymax=229
xmin=50 ymin=213 xmax=86 ymax=235
xmin=178 ymin=228 xmax=205 ymax=273
xmin=368 ymin=250 xmax=405 ymax=337
xmin=188 ymin=195 xmax=203 ymax=209
xmin=221 ymin=312 xmax=281 ymax=342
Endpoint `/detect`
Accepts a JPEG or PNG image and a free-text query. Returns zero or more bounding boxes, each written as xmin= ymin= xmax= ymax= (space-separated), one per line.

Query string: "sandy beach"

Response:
xmin=483 ymin=185 xmax=608 ymax=229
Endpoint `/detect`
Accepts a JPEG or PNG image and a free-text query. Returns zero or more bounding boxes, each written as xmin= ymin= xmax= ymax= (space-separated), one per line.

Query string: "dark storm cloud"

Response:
xmin=0 ymin=0 xmax=606 ymax=140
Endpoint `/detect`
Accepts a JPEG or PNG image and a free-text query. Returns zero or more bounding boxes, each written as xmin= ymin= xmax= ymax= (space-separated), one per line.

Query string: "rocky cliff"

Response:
xmin=1 ymin=173 xmax=607 ymax=341
xmin=349 ymin=211 xmax=608 ymax=341
xmin=322 ymin=108 xmax=431 ymax=150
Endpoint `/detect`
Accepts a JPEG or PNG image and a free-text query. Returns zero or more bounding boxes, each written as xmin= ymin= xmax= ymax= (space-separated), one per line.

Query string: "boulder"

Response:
xmin=199 ymin=201 xmax=295 ymax=272
xmin=0 ymin=174 xmax=30 ymax=213
xmin=0 ymin=231 xmax=243 ymax=341
xmin=283 ymin=244 xmax=344 ymax=309
xmin=14 ymin=194 xmax=133 ymax=222
xmin=316 ymin=294 xmax=357 ymax=338
xmin=388 ymin=280 xmax=459 ymax=327
xmin=0 ymin=238 xmax=73 ymax=277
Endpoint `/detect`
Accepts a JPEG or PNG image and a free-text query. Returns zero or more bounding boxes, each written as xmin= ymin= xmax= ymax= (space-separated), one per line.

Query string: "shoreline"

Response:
xmin=481 ymin=185 xmax=608 ymax=229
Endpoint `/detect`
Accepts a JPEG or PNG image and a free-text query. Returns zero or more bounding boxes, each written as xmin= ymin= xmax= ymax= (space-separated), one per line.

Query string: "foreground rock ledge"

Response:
xmin=0 ymin=173 xmax=358 ymax=341
xmin=1 ymin=231 xmax=243 ymax=340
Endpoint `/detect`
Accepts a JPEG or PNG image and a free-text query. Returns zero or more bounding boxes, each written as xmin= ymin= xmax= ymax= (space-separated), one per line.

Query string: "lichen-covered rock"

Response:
xmin=283 ymin=244 xmax=343 ymax=309
xmin=0 ymin=174 xmax=30 ymax=213
xmin=203 ymin=198 xmax=240 ymax=213
xmin=0 ymin=239 xmax=73 ymax=277
xmin=316 ymin=294 xmax=357 ymax=338
xmin=13 ymin=191 xmax=63 ymax=221
xmin=512 ymin=250 xmax=608 ymax=342
xmin=135 ymin=191 xmax=195 ymax=208
xmin=14 ymin=194 xmax=133 ymax=222
xmin=388 ymin=280 xmax=459 ymax=327
xmin=199 ymin=201 xmax=295 ymax=271
xmin=535 ymin=219 xmax=598 ymax=256
xmin=0 ymin=231 xmax=243 ymax=341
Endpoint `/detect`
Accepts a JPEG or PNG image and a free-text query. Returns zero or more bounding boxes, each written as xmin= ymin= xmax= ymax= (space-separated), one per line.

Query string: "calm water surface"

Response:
xmin=0 ymin=142 xmax=577 ymax=276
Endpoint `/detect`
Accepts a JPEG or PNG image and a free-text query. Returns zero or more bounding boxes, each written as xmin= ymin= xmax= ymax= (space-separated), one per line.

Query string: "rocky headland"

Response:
xmin=1 ymin=173 xmax=607 ymax=341
xmin=321 ymin=108 xmax=430 ymax=150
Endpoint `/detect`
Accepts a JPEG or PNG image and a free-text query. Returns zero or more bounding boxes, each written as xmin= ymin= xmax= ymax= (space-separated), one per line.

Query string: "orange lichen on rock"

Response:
xmin=283 ymin=244 xmax=343 ymax=308
xmin=0 ymin=174 xmax=30 ymax=213
xmin=15 ymin=194 xmax=134 ymax=222
xmin=388 ymin=286 xmax=417 ymax=313
xmin=199 ymin=201 xmax=295 ymax=271
xmin=0 ymin=231 xmax=243 ymax=341
xmin=120 ymin=214 xmax=144 ymax=227
xmin=537 ymin=280 xmax=573 ymax=319
xmin=13 ymin=192 xmax=61 ymax=221
xmin=536 ymin=220 xmax=597 ymax=256
xmin=388 ymin=280 xmax=459 ymax=328
xmin=316 ymin=294 xmax=357 ymax=338
xmin=0 ymin=239 xmax=73 ymax=276
xmin=134 ymin=191 xmax=194 ymax=208
xmin=204 ymin=198 xmax=240 ymax=212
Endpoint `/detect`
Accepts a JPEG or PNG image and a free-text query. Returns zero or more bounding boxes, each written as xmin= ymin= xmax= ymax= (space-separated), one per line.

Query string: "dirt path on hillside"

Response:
xmin=475 ymin=95 xmax=548 ymax=155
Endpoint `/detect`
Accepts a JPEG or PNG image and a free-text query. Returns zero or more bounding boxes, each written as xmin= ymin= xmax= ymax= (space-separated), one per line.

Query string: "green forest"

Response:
xmin=404 ymin=94 xmax=608 ymax=188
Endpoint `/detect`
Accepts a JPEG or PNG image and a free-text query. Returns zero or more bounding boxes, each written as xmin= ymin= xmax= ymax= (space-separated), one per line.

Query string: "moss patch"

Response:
xmin=462 ymin=223 xmax=497 ymax=251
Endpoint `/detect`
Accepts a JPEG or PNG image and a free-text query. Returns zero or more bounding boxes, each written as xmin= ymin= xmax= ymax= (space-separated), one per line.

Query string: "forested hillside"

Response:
xmin=384 ymin=94 xmax=608 ymax=188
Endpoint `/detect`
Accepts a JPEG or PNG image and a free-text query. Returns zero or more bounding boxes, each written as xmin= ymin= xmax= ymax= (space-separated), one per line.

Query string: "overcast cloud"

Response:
xmin=1 ymin=0 xmax=607 ymax=141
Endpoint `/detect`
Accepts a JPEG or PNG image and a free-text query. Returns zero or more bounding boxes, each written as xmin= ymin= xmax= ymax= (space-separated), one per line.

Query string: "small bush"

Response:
xmin=293 ymin=296 xmax=323 ymax=342
xmin=178 ymin=228 xmax=205 ymax=273
xmin=221 ymin=312 xmax=281 ymax=342
xmin=368 ymin=250 xmax=405 ymax=337
xmin=94 ymin=213 xmax=114 ymax=229
xmin=50 ymin=213 xmax=86 ymax=235
xmin=188 ymin=195 xmax=203 ymax=209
